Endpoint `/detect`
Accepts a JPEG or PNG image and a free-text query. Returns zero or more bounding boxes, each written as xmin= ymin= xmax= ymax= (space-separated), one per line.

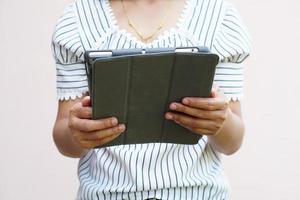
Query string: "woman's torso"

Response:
xmin=75 ymin=0 xmax=230 ymax=199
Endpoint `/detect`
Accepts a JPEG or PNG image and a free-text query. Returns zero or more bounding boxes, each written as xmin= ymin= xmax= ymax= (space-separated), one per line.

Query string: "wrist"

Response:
xmin=213 ymin=107 xmax=233 ymax=136
xmin=207 ymin=108 xmax=244 ymax=155
xmin=69 ymin=130 xmax=91 ymax=158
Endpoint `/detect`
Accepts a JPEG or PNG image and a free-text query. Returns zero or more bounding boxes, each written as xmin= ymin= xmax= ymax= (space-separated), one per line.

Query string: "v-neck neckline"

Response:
xmin=103 ymin=0 xmax=191 ymax=47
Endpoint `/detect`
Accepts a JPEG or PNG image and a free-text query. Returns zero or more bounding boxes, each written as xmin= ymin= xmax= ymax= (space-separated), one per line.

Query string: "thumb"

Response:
xmin=81 ymin=96 xmax=91 ymax=107
xmin=210 ymin=88 xmax=217 ymax=98
xmin=210 ymin=85 xmax=219 ymax=98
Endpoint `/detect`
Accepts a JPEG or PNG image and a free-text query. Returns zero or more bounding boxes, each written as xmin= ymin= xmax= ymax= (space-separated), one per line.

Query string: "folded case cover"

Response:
xmin=84 ymin=47 xmax=219 ymax=147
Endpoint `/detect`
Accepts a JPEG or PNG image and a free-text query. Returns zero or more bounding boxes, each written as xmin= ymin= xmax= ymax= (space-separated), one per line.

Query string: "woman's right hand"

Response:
xmin=68 ymin=96 xmax=126 ymax=149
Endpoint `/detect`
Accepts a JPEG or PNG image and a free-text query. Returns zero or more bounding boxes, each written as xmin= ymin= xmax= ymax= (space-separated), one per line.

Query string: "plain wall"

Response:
xmin=0 ymin=0 xmax=299 ymax=199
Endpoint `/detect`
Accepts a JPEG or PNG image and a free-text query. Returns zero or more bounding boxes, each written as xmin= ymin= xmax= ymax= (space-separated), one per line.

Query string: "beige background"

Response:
xmin=1 ymin=0 xmax=299 ymax=199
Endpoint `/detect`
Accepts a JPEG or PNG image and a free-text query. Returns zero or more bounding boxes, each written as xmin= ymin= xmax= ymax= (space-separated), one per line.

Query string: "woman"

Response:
xmin=51 ymin=0 xmax=251 ymax=199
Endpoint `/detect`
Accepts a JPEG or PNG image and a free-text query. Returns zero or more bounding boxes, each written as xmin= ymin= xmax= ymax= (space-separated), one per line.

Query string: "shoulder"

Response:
xmin=51 ymin=1 xmax=84 ymax=60
xmin=52 ymin=2 xmax=77 ymax=41
xmin=190 ymin=0 xmax=241 ymax=17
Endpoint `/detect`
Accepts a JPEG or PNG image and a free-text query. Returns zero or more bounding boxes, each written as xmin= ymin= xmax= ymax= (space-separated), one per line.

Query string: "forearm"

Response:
xmin=208 ymin=109 xmax=245 ymax=155
xmin=52 ymin=118 xmax=89 ymax=158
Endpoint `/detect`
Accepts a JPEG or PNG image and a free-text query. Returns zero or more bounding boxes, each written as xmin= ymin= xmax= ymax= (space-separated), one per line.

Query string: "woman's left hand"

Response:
xmin=165 ymin=86 xmax=231 ymax=136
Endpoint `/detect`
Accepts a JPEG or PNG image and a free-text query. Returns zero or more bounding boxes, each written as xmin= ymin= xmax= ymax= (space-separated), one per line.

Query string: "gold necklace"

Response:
xmin=121 ymin=0 xmax=169 ymax=42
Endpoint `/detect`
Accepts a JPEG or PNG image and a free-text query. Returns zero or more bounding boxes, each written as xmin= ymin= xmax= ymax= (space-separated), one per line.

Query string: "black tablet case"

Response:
xmin=85 ymin=47 xmax=219 ymax=147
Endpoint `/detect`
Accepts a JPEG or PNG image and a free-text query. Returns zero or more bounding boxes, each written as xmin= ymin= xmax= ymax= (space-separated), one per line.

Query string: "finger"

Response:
xmin=70 ymin=100 xmax=92 ymax=119
xmin=169 ymin=102 xmax=227 ymax=120
xmin=165 ymin=112 xmax=219 ymax=131
xmin=181 ymin=97 xmax=228 ymax=111
xmin=97 ymin=132 xmax=123 ymax=146
xmin=82 ymin=124 xmax=126 ymax=141
xmin=81 ymin=96 xmax=91 ymax=107
xmin=75 ymin=106 xmax=92 ymax=119
xmin=210 ymin=86 xmax=218 ymax=98
xmin=177 ymin=123 xmax=215 ymax=135
xmin=69 ymin=116 xmax=118 ymax=132
xmin=80 ymin=132 xmax=122 ymax=148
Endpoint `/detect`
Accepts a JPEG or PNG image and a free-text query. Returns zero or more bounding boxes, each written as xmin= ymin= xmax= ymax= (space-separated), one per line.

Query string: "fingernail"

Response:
xmin=111 ymin=118 xmax=118 ymax=125
xmin=118 ymin=124 xmax=125 ymax=131
xmin=183 ymin=98 xmax=189 ymax=104
xmin=166 ymin=113 xmax=173 ymax=120
xmin=170 ymin=103 xmax=177 ymax=110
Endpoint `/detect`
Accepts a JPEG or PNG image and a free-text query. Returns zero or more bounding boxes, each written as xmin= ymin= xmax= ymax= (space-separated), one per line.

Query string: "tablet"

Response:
xmin=84 ymin=47 xmax=219 ymax=147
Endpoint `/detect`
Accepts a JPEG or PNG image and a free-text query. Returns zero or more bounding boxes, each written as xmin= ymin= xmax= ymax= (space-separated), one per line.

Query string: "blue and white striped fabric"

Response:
xmin=51 ymin=0 xmax=251 ymax=199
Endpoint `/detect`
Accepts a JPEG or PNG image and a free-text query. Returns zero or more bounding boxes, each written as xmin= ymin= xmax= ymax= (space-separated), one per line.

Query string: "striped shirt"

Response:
xmin=51 ymin=0 xmax=251 ymax=199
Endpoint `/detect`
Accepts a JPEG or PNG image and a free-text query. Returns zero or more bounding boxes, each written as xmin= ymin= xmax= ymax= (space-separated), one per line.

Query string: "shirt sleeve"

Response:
xmin=51 ymin=2 xmax=89 ymax=101
xmin=211 ymin=1 xmax=252 ymax=101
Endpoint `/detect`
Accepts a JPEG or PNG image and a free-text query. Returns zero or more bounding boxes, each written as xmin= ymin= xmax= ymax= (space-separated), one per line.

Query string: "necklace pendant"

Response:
xmin=121 ymin=0 xmax=168 ymax=44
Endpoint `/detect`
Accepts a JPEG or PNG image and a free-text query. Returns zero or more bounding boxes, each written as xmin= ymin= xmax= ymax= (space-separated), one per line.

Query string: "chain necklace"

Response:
xmin=121 ymin=0 xmax=169 ymax=42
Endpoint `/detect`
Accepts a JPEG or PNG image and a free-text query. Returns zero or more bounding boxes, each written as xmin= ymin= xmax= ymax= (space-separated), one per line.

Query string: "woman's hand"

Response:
xmin=68 ymin=96 xmax=126 ymax=149
xmin=165 ymin=87 xmax=230 ymax=136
